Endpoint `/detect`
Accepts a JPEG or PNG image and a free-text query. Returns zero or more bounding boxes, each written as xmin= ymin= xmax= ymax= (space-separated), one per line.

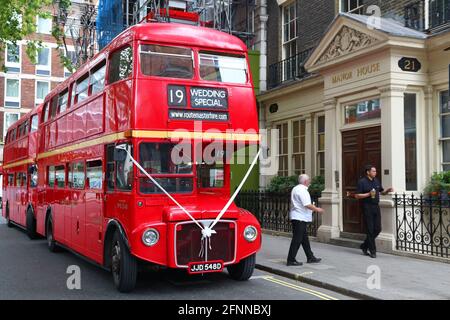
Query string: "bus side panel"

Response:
xmin=86 ymin=95 xmax=105 ymax=137
xmin=105 ymin=80 xmax=132 ymax=133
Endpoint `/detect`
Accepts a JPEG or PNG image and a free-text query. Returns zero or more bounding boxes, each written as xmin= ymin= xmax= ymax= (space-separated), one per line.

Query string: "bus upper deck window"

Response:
xmin=140 ymin=44 xmax=193 ymax=79
xmin=90 ymin=61 xmax=106 ymax=94
xmin=30 ymin=115 xmax=38 ymax=132
xmin=76 ymin=74 xmax=89 ymax=103
xmin=109 ymin=46 xmax=133 ymax=84
xmin=58 ymin=90 xmax=69 ymax=114
xmin=42 ymin=102 xmax=49 ymax=123
xmin=199 ymin=52 xmax=247 ymax=84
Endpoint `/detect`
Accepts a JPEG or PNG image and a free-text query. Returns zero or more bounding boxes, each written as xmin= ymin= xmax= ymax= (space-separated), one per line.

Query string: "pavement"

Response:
xmin=256 ymin=233 xmax=450 ymax=300
xmin=0 ymin=223 xmax=352 ymax=300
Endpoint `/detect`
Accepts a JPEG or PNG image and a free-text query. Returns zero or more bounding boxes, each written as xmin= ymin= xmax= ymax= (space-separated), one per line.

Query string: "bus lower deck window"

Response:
xmin=87 ymin=160 xmax=103 ymax=189
xmin=116 ymin=144 xmax=133 ymax=191
xmin=139 ymin=142 xmax=192 ymax=174
xmin=139 ymin=177 xmax=193 ymax=194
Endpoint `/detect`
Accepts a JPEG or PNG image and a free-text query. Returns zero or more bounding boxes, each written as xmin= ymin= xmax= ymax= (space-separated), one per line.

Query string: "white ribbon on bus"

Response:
xmin=115 ymin=144 xmax=261 ymax=260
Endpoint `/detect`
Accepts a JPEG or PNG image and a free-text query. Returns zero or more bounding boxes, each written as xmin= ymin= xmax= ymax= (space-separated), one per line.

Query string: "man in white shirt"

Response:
xmin=287 ymin=174 xmax=324 ymax=266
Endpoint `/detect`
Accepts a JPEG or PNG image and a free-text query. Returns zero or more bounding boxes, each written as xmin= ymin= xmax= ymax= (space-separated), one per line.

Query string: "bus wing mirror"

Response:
xmin=114 ymin=144 xmax=128 ymax=162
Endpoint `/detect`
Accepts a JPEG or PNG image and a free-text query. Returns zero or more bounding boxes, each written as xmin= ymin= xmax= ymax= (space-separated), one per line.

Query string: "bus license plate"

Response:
xmin=188 ymin=261 xmax=224 ymax=274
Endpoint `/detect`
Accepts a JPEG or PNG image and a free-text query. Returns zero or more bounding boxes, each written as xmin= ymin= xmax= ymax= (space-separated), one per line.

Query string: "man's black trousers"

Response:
xmin=287 ymin=220 xmax=314 ymax=262
xmin=361 ymin=203 xmax=382 ymax=254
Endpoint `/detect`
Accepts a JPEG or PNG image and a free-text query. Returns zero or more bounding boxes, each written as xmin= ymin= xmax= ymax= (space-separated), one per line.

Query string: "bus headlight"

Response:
xmin=142 ymin=228 xmax=159 ymax=246
xmin=243 ymin=226 xmax=258 ymax=242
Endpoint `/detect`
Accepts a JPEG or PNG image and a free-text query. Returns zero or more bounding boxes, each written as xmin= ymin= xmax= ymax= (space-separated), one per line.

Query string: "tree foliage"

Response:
xmin=0 ymin=0 xmax=53 ymax=65
xmin=0 ymin=0 xmax=75 ymax=71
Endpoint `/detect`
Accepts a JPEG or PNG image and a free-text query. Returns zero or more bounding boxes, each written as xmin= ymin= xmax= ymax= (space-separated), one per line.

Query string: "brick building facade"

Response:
xmin=0 ymin=0 xmax=97 ymax=166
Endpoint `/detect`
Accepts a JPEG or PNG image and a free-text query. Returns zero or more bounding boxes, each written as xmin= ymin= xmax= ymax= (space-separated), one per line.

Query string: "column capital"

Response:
xmin=259 ymin=15 xmax=269 ymax=23
xmin=323 ymin=98 xmax=337 ymax=110
xmin=424 ymin=85 xmax=434 ymax=98
xmin=378 ymin=85 xmax=408 ymax=97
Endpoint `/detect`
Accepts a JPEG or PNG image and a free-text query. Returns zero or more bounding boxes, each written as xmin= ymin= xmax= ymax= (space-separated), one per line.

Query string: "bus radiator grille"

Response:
xmin=175 ymin=221 xmax=236 ymax=266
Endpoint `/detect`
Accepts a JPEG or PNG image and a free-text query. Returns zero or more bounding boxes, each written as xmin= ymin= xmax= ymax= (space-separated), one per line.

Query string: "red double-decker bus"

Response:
xmin=2 ymin=105 xmax=41 ymax=237
xmin=2 ymin=23 xmax=261 ymax=292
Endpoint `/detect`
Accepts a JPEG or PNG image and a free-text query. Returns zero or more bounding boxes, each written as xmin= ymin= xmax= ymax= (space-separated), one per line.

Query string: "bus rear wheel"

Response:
xmin=5 ymin=204 xmax=12 ymax=228
xmin=46 ymin=216 xmax=61 ymax=252
xmin=227 ymin=254 xmax=256 ymax=281
xmin=26 ymin=208 xmax=38 ymax=240
xmin=111 ymin=230 xmax=137 ymax=293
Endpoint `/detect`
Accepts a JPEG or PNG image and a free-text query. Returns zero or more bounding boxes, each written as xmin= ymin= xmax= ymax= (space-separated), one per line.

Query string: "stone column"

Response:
xmin=378 ymin=84 xmax=407 ymax=252
xmin=256 ymin=0 xmax=268 ymax=92
xmin=317 ymin=98 xmax=340 ymax=242
xmin=304 ymin=114 xmax=313 ymax=175
xmin=424 ymin=86 xmax=438 ymax=173
xmin=379 ymin=85 xmax=407 ymax=192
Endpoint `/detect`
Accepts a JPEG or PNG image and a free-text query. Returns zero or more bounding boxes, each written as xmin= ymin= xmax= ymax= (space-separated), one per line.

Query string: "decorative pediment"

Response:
xmin=316 ymin=26 xmax=380 ymax=65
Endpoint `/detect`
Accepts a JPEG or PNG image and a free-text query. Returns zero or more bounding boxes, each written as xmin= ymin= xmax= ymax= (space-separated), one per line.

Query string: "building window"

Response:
xmin=316 ymin=116 xmax=325 ymax=177
xmin=64 ymin=50 xmax=77 ymax=77
xmin=405 ymin=1 xmax=425 ymax=30
xmin=5 ymin=78 xmax=20 ymax=108
xmin=340 ymin=0 xmax=363 ymax=13
xmin=430 ymin=0 xmax=450 ymax=29
xmin=440 ymin=90 xmax=450 ymax=170
xmin=37 ymin=16 xmax=53 ymax=34
xmin=36 ymin=81 xmax=50 ymax=104
xmin=5 ymin=44 xmax=20 ymax=72
xmin=36 ymin=47 xmax=51 ymax=76
xmin=282 ymin=1 xmax=298 ymax=60
xmin=277 ymin=123 xmax=289 ymax=177
xmin=345 ymin=99 xmax=381 ymax=124
xmin=292 ymin=119 xmax=306 ymax=175
xmin=3 ymin=112 xmax=20 ymax=141
xmin=404 ymin=93 xmax=417 ymax=190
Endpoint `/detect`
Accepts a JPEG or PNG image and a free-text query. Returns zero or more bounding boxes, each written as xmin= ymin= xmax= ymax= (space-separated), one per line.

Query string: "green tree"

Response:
xmin=0 ymin=0 xmax=72 ymax=70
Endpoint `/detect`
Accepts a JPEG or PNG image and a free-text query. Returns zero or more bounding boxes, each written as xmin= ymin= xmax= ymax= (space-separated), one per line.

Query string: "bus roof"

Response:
xmin=32 ymin=22 xmax=248 ymax=111
xmin=129 ymin=23 xmax=248 ymax=52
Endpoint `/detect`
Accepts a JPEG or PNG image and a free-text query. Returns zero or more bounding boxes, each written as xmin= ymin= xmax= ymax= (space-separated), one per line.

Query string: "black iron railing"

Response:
xmin=394 ymin=193 xmax=450 ymax=258
xmin=430 ymin=0 xmax=450 ymax=30
xmin=267 ymin=48 xmax=314 ymax=89
xmin=235 ymin=191 xmax=321 ymax=237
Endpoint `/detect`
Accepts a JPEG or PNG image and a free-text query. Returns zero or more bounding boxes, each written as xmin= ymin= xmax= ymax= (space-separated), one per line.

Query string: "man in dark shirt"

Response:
xmin=353 ymin=165 xmax=393 ymax=258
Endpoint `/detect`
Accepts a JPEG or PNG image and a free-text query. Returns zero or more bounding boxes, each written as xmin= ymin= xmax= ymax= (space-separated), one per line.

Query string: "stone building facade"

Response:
xmin=259 ymin=0 xmax=450 ymax=255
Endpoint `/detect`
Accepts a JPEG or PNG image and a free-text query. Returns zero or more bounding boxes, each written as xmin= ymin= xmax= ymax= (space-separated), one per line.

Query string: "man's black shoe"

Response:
xmin=369 ymin=252 xmax=377 ymax=259
xmin=307 ymin=257 xmax=322 ymax=264
xmin=287 ymin=260 xmax=303 ymax=266
xmin=360 ymin=244 xmax=369 ymax=256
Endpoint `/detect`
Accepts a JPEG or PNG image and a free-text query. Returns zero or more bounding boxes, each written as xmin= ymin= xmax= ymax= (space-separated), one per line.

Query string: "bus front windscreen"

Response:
xmin=138 ymin=142 xmax=193 ymax=194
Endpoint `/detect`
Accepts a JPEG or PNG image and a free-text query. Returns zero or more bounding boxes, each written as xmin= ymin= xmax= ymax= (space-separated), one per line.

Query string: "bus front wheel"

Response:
xmin=227 ymin=254 xmax=256 ymax=281
xmin=111 ymin=230 xmax=137 ymax=293
xmin=46 ymin=216 xmax=61 ymax=252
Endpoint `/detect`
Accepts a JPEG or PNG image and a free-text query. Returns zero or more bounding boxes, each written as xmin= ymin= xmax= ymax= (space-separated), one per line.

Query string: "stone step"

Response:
xmin=340 ymin=232 xmax=366 ymax=241
xmin=328 ymin=237 xmax=362 ymax=249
